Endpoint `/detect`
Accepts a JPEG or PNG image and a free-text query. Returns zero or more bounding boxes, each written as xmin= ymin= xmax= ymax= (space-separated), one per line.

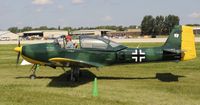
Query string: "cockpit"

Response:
xmin=54 ymin=35 xmax=127 ymax=51
xmin=53 ymin=35 xmax=67 ymax=48
xmin=79 ymin=36 xmax=127 ymax=51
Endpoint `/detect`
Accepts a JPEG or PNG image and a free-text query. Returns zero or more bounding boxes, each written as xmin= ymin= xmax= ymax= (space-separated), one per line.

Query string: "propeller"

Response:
xmin=14 ymin=36 xmax=22 ymax=65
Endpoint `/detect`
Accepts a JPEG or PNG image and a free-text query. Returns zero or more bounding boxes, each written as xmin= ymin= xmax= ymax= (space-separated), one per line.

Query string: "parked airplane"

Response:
xmin=14 ymin=26 xmax=196 ymax=81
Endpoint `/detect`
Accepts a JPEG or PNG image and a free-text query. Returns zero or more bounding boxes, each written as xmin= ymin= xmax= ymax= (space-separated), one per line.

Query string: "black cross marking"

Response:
xmin=132 ymin=49 xmax=145 ymax=62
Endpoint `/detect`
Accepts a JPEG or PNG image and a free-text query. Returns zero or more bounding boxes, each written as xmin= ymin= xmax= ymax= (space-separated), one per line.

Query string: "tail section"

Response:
xmin=163 ymin=25 xmax=196 ymax=61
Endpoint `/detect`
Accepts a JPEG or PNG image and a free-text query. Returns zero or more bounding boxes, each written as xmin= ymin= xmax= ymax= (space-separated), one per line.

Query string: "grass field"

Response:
xmin=0 ymin=43 xmax=200 ymax=105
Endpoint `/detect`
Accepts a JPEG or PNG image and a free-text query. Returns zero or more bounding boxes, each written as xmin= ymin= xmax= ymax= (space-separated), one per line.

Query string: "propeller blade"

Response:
xmin=18 ymin=37 xmax=21 ymax=47
xmin=16 ymin=36 xmax=21 ymax=65
xmin=16 ymin=52 xmax=20 ymax=64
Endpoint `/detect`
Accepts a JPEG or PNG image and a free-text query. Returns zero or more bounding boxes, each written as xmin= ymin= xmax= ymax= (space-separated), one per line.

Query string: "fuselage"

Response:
xmin=20 ymin=43 xmax=181 ymax=67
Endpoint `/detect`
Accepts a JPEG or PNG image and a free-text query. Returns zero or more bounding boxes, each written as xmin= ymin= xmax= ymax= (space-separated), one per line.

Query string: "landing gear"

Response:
xmin=28 ymin=65 xmax=80 ymax=82
xmin=70 ymin=67 xmax=80 ymax=82
xmin=29 ymin=64 xmax=39 ymax=80
xmin=30 ymin=74 xmax=36 ymax=80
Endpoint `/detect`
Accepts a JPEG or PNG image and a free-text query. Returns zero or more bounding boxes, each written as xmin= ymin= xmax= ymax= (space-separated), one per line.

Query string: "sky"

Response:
xmin=0 ymin=0 xmax=200 ymax=30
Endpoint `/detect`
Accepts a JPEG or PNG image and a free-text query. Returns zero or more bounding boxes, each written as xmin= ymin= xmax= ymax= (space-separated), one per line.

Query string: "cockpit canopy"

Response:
xmin=54 ymin=35 xmax=127 ymax=51
xmin=79 ymin=36 xmax=127 ymax=51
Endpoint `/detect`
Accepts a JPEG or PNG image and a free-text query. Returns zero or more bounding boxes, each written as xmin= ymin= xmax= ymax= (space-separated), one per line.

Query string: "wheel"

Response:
xmin=30 ymin=74 xmax=36 ymax=80
xmin=79 ymin=71 xmax=82 ymax=77
xmin=70 ymin=67 xmax=80 ymax=82
xmin=74 ymin=74 xmax=79 ymax=82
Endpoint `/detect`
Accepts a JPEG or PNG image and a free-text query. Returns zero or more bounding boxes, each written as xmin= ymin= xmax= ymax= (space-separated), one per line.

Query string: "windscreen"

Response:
xmin=53 ymin=37 xmax=66 ymax=48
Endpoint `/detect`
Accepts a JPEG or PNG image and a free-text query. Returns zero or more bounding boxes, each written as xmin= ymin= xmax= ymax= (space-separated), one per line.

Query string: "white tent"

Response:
xmin=0 ymin=31 xmax=18 ymax=41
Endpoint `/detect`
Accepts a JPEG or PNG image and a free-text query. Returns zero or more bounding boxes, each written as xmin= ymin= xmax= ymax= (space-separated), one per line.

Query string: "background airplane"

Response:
xmin=14 ymin=25 xmax=196 ymax=81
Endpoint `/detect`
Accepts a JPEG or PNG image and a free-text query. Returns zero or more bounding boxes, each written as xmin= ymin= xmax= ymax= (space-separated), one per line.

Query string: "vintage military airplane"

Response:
xmin=14 ymin=25 xmax=196 ymax=81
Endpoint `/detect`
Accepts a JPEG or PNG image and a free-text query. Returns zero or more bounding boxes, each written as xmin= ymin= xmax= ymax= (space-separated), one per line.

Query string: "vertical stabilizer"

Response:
xmin=163 ymin=26 xmax=182 ymax=49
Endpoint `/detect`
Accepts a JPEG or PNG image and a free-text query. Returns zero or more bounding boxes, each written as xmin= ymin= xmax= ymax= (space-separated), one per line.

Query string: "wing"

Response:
xmin=49 ymin=57 xmax=103 ymax=68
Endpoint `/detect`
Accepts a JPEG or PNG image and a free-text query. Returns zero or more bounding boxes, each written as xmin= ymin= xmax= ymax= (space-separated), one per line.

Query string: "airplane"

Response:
xmin=14 ymin=25 xmax=196 ymax=81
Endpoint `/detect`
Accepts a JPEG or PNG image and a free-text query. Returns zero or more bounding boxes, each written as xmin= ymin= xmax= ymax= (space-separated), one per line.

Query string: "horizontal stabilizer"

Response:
xmin=163 ymin=49 xmax=182 ymax=54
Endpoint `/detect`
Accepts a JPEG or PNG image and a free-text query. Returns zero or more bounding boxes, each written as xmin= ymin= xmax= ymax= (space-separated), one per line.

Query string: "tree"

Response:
xmin=141 ymin=15 xmax=179 ymax=35
xmin=95 ymin=25 xmax=127 ymax=31
xmin=141 ymin=15 xmax=155 ymax=35
xmin=21 ymin=26 xmax=32 ymax=32
xmin=58 ymin=26 xmax=61 ymax=30
xmin=63 ymin=26 xmax=73 ymax=31
xmin=48 ymin=27 xmax=57 ymax=30
xmin=153 ymin=16 xmax=164 ymax=35
xmin=116 ymin=25 xmax=124 ymax=31
xmin=163 ymin=15 xmax=179 ymax=35
xmin=8 ymin=27 xmax=20 ymax=33
xmin=128 ymin=25 xmax=137 ymax=29
xmin=186 ymin=24 xmax=200 ymax=26
xmin=38 ymin=26 xmax=48 ymax=30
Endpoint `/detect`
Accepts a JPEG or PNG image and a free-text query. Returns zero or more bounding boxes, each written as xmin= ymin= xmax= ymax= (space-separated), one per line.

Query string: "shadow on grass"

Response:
xmin=16 ymin=70 xmax=185 ymax=87
xmin=98 ymin=73 xmax=184 ymax=82
xmin=47 ymin=72 xmax=185 ymax=87
xmin=48 ymin=69 xmax=96 ymax=87
xmin=155 ymin=73 xmax=185 ymax=82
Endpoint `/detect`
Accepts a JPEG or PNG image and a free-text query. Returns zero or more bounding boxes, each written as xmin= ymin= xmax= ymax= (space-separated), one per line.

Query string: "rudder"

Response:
xmin=181 ymin=26 xmax=196 ymax=61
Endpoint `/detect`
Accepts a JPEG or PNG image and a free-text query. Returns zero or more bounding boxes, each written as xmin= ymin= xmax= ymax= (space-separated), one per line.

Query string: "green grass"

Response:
xmin=0 ymin=43 xmax=200 ymax=105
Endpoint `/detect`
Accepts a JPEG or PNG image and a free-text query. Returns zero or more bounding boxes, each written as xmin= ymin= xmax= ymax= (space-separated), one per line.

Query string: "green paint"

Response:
xmin=36 ymin=64 xmax=40 ymax=69
xmin=92 ymin=78 xmax=98 ymax=97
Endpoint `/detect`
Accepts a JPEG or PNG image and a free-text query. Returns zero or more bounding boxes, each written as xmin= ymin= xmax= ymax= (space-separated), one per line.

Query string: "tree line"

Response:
xmin=7 ymin=15 xmax=180 ymax=36
xmin=7 ymin=25 xmax=138 ymax=34
xmin=185 ymin=24 xmax=200 ymax=26
xmin=141 ymin=15 xmax=179 ymax=36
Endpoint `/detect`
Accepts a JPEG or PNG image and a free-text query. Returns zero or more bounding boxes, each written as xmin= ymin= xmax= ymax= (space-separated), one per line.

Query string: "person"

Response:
xmin=65 ymin=35 xmax=74 ymax=48
xmin=73 ymin=42 xmax=78 ymax=48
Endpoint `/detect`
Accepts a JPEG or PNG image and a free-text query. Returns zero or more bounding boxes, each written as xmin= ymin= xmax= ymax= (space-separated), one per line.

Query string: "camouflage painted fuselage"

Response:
xmin=21 ymin=43 xmax=180 ymax=67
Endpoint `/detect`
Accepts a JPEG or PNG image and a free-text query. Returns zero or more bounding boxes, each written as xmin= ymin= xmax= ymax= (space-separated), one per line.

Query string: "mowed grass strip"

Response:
xmin=0 ymin=43 xmax=199 ymax=105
